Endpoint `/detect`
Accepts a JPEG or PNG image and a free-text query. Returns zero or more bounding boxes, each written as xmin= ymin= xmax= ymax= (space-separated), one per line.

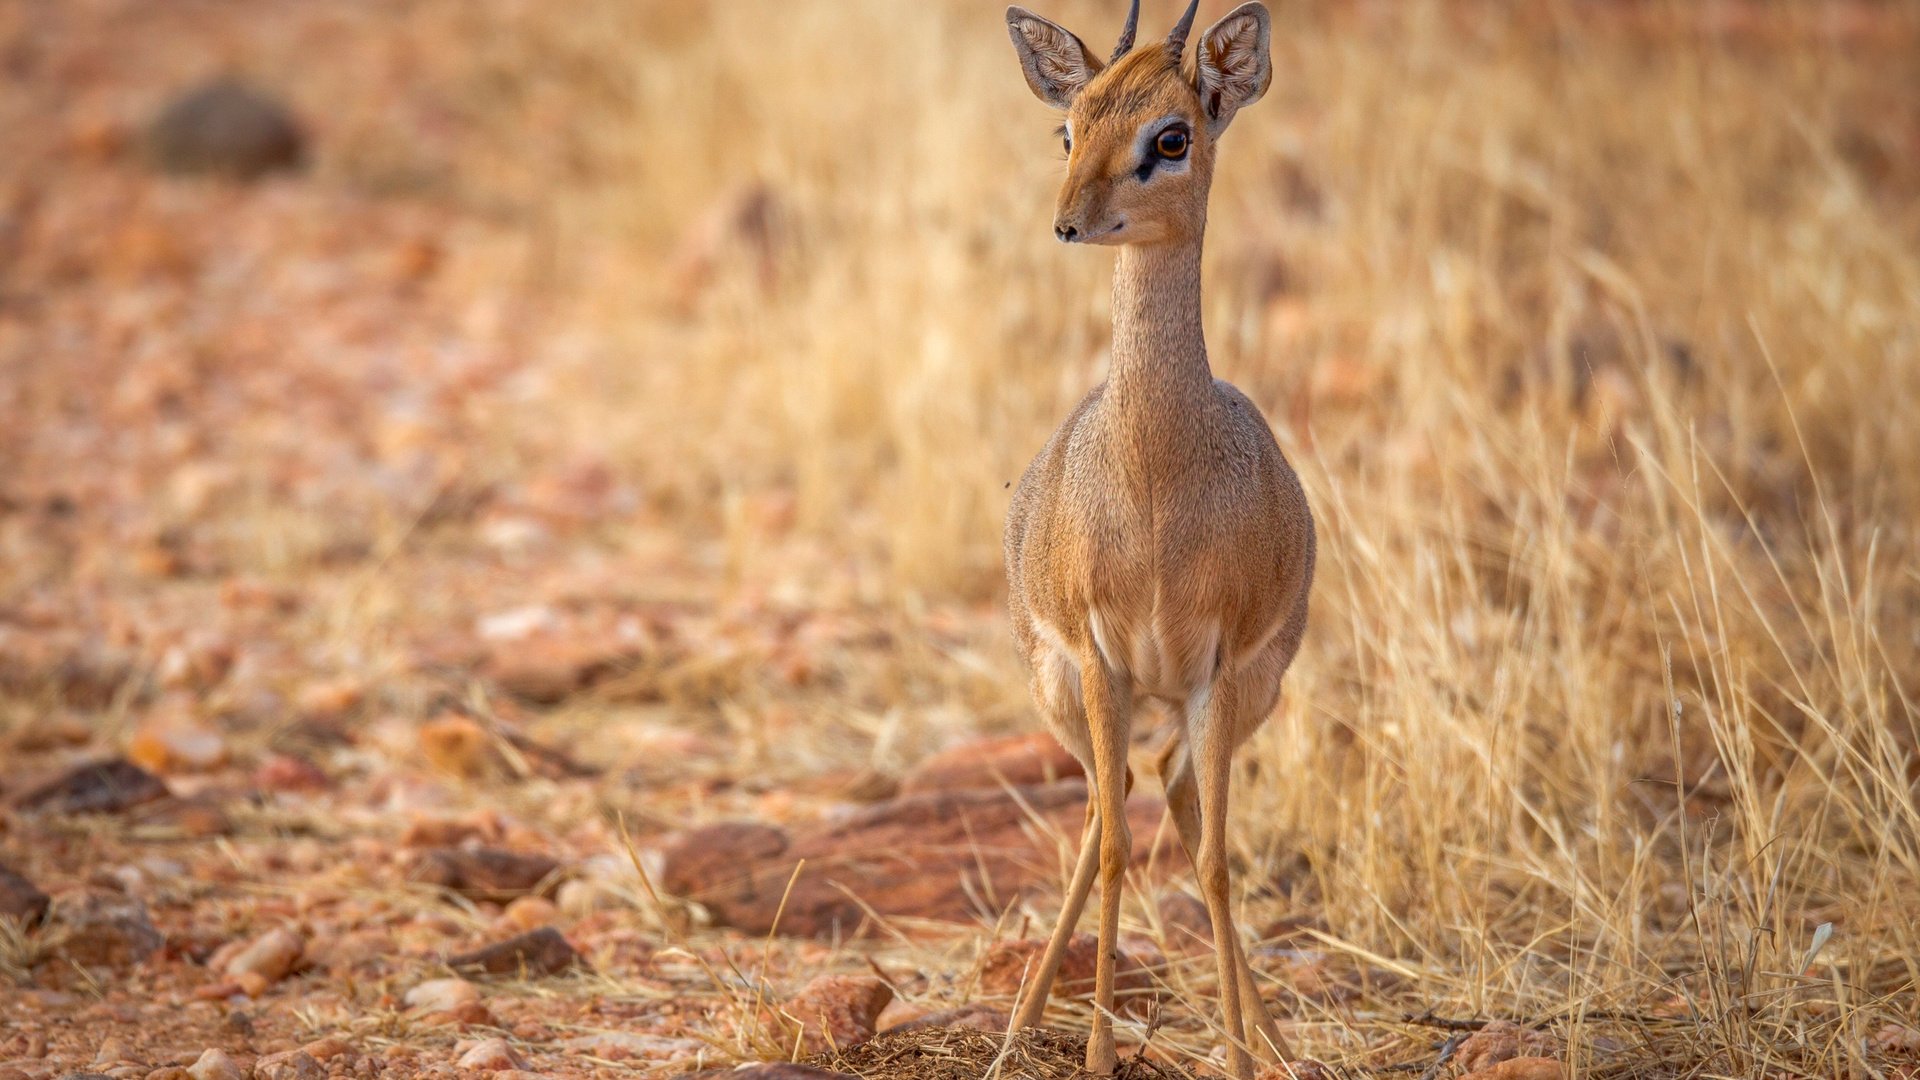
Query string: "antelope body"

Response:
xmin=1000 ymin=2 xmax=1314 ymax=1076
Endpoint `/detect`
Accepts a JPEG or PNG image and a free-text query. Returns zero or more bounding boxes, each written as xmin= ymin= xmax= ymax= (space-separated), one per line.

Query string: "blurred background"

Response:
xmin=2 ymin=0 xmax=1919 ymax=1073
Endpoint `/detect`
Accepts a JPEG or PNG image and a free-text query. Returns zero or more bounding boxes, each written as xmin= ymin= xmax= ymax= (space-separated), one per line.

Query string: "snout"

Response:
xmin=1054 ymin=175 xmax=1124 ymax=244
xmin=1052 ymin=210 xmax=1125 ymax=244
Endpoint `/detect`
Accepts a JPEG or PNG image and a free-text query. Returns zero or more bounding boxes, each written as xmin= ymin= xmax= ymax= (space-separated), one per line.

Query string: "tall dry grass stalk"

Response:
xmin=364 ymin=0 xmax=1919 ymax=1067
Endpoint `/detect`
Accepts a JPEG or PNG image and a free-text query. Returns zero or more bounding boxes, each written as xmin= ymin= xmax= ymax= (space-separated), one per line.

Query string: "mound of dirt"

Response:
xmin=814 ymin=1026 xmax=1193 ymax=1080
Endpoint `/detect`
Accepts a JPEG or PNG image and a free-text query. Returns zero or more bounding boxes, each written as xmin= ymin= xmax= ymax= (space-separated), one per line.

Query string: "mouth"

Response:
xmin=1059 ymin=219 xmax=1127 ymax=244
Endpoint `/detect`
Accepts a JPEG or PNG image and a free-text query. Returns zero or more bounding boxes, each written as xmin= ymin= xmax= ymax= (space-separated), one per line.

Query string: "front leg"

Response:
xmin=1011 ymin=800 xmax=1100 ymax=1029
xmin=1080 ymin=651 xmax=1133 ymax=1076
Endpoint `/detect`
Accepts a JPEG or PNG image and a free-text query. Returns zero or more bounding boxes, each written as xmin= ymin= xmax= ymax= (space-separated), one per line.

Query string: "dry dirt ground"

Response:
xmin=3 ymin=2 xmax=1919 ymax=1080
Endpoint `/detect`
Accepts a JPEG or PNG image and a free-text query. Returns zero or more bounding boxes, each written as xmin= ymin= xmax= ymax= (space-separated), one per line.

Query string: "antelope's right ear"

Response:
xmin=1006 ymin=7 xmax=1102 ymax=109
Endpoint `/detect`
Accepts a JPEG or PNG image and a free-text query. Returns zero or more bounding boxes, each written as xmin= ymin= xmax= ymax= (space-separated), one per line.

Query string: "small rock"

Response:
xmin=880 ymin=1002 xmax=1009 ymax=1035
xmin=558 ymin=1033 xmax=703 ymax=1061
xmin=1462 ymin=1059 xmax=1565 ymax=1080
xmin=295 ymin=679 xmax=362 ymax=723
xmin=130 ymin=795 xmax=231 ymax=838
xmin=402 ymin=811 xmax=506 ymax=849
xmin=1156 ymin=890 xmax=1213 ymax=949
xmin=447 ymin=926 xmax=582 ymax=976
xmin=498 ymin=896 xmax=560 ymax=932
xmin=144 ymin=1069 xmax=192 ymax=1080
xmin=94 ymin=1038 xmax=138 ymax=1065
xmin=405 ymin=978 xmax=482 ymax=1014
xmin=775 ymin=974 xmax=893 ymax=1057
xmin=127 ymin=725 xmax=229 ymax=774
xmin=417 ymin=715 xmax=501 ymax=779
xmin=185 ymin=1045 xmax=241 ymax=1076
xmin=222 ymin=928 xmax=303 ymax=985
xmin=186 ymin=1050 xmax=243 ymax=1080
xmin=297 ymin=1038 xmax=350 ymax=1062
xmin=252 ymin=755 xmax=330 ymax=794
xmin=977 ymin=934 xmax=1158 ymax=1011
xmin=554 ymin=878 xmax=620 ymax=916
xmin=1453 ymin=1021 xmax=1562 ymax=1073
xmin=251 ymin=1052 xmax=322 ymax=1080
xmin=1872 ymin=1024 xmax=1920 ymax=1054
xmin=432 ymin=1000 xmax=498 ymax=1028
xmin=487 ymin=636 xmax=638 ymax=705
xmin=0 ymin=862 xmax=50 ymax=923
xmin=407 ymin=848 xmax=559 ymax=902
xmin=453 ymin=1039 xmax=525 ymax=1072
xmin=17 ymin=760 xmax=169 ymax=815
xmin=898 ymin=733 xmax=1082 ymax=795
xmin=51 ymin=891 xmax=164 ymax=967
xmin=145 ymin=79 xmax=304 ymax=179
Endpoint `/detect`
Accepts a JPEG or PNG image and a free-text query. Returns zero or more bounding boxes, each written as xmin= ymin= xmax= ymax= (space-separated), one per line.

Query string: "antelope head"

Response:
xmin=1006 ymin=0 xmax=1273 ymax=246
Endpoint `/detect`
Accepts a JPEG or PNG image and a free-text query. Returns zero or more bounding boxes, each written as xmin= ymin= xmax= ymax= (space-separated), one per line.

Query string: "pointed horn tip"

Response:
xmin=1166 ymin=0 xmax=1201 ymax=52
xmin=1110 ymin=0 xmax=1141 ymax=62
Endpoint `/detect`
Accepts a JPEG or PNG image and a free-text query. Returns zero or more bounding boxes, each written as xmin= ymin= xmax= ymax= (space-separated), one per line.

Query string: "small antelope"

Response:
xmin=1000 ymin=1 xmax=1314 ymax=1075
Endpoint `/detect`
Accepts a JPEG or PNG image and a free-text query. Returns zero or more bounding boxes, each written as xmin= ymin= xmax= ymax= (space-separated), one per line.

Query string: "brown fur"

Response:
xmin=1002 ymin=4 xmax=1308 ymax=1077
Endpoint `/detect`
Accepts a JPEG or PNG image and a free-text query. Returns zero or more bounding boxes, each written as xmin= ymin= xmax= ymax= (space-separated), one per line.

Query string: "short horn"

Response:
xmin=1166 ymin=0 xmax=1200 ymax=57
xmin=1111 ymin=0 xmax=1140 ymax=61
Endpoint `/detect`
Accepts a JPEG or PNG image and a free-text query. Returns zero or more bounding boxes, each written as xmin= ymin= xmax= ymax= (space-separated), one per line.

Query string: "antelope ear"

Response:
xmin=1006 ymin=7 xmax=1102 ymax=109
xmin=1193 ymin=1 xmax=1272 ymax=135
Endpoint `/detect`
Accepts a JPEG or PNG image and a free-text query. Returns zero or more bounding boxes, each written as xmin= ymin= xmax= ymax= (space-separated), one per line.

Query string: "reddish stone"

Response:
xmin=658 ymin=779 xmax=1170 ymax=938
xmin=407 ymin=848 xmax=560 ymax=902
xmin=447 ymin=926 xmax=582 ymax=976
xmin=16 ymin=759 xmax=168 ymax=815
xmin=0 ymin=863 xmax=50 ymax=924
xmin=899 ymin=733 xmax=1082 ymax=795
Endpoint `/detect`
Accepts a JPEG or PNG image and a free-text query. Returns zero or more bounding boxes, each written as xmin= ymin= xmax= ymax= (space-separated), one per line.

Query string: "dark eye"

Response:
xmin=1155 ymin=128 xmax=1189 ymax=159
xmin=1063 ymin=135 xmax=1072 ymax=154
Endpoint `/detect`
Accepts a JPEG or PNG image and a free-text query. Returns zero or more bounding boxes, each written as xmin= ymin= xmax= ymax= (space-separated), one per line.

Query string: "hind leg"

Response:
xmin=1160 ymin=735 xmax=1290 ymax=1065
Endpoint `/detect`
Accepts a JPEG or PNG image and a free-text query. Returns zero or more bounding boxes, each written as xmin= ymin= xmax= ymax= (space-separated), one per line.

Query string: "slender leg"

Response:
xmin=1191 ymin=682 xmax=1255 ymax=1080
xmin=1081 ymin=655 xmax=1133 ymax=1075
xmin=1161 ymin=739 xmax=1292 ymax=1064
xmin=1011 ymin=801 xmax=1101 ymax=1029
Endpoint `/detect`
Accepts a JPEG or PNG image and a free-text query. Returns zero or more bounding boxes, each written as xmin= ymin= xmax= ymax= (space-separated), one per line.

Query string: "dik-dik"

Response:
xmin=1000 ymin=1 xmax=1314 ymax=1075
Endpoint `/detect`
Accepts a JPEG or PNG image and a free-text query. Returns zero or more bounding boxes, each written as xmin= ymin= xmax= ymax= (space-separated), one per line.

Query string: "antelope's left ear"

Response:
xmin=1192 ymin=1 xmax=1272 ymax=136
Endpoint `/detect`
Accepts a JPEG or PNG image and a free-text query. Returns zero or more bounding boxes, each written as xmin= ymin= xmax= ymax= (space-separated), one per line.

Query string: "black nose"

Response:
xmin=1055 ymin=224 xmax=1078 ymax=242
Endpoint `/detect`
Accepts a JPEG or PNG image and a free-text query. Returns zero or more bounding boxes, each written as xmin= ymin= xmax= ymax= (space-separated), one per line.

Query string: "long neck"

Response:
xmin=1109 ymin=236 xmax=1211 ymax=400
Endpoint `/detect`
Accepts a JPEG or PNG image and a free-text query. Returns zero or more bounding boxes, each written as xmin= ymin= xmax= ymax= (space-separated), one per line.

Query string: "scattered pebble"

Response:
xmin=453 ymin=1039 xmax=525 ymax=1072
xmin=145 ymin=79 xmax=304 ymax=179
xmin=1454 ymin=1021 xmax=1562 ymax=1073
xmin=0 ymin=862 xmax=50 ymax=923
xmin=222 ymin=927 xmax=304 ymax=986
xmin=127 ymin=725 xmax=229 ymax=774
xmin=1461 ymin=1059 xmax=1566 ymax=1080
xmin=250 ymin=1051 xmax=322 ymax=1080
xmin=775 ymin=974 xmax=892 ymax=1057
xmin=185 ymin=1050 xmax=243 ymax=1080
xmin=404 ymin=977 xmax=481 ymax=1014
xmin=447 ymin=926 xmax=582 ymax=977
xmin=407 ymin=848 xmax=559 ymax=903
xmin=557 ymin=1033 xmax=703 ymax=1061
xmin=50 ymin=891 xmax=164 ymax=968
xmin=17 ymin=760 xmax=169 ymax=815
